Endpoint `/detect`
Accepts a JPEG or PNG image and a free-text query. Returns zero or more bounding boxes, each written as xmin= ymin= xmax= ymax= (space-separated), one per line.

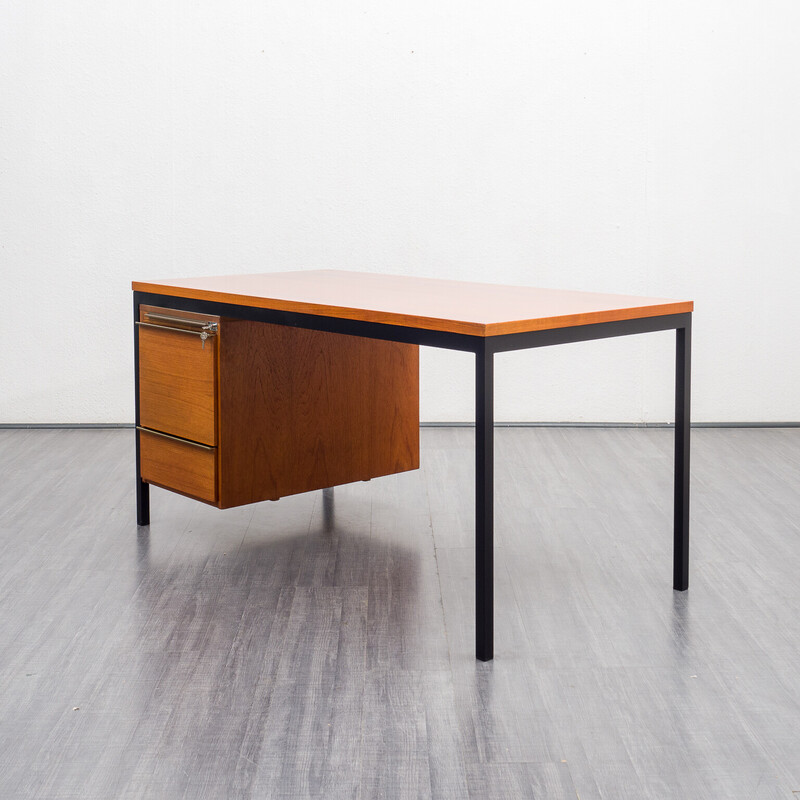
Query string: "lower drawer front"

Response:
xmin=139 ymin=429 xmax=217 ymax=503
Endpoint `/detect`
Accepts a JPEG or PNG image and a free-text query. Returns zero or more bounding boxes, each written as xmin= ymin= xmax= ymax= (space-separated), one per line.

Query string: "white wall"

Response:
xmin=2 ymin=0 xmax=798 ymax=424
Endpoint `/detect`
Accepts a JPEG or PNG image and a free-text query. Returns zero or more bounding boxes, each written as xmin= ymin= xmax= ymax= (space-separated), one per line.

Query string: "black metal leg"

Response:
xmin=674 ymin=321 xmax=691 ymax=590
xmin=136 ymin=465 xmax=150 ymax=527
xmin=134 ymin=293 xmax=150 ymax=526
xmin=475 ymin=343 xmax=494 ymax=661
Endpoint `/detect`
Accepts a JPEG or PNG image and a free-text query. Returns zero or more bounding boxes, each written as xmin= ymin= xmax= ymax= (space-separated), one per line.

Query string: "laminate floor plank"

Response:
xmin=465 ymin=761 xmax=577 ymax=800
xmin=2 ymin=427 xmax=800 ymax=799
xmin=359 ymin=668 xmax=433 ymax=800
xmin=367 ymin=465 xmax=449 ymax=672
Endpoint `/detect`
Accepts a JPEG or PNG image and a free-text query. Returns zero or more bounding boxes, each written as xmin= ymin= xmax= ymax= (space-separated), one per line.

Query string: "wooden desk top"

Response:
xmin=132 ymin=270 xmax=693 ymax=337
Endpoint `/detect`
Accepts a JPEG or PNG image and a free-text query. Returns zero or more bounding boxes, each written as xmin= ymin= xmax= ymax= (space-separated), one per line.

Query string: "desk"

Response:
xmin=132 ymin=270 xmax=693 ymax=661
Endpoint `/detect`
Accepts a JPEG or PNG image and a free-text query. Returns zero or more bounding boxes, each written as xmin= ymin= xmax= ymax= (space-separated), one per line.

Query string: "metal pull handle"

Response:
xmin=135 ymin=321 xmax=218 ymax=337
xmin=136 ymin=427 xmax=215 ymax=451
xmin=143 ymin=312 xmax=216 ymax=329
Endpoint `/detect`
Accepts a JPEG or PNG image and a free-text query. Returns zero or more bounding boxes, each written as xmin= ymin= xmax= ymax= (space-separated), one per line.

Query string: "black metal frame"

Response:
xmin=133 ymin=295 xmax=149 ymax=527
xmin=134 ymin=290 xmax=692 ymax=661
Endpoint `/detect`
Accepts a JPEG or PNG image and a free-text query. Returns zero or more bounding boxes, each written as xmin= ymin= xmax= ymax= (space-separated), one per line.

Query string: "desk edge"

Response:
xmin=131 ymin=281 xmax=693 ymax=337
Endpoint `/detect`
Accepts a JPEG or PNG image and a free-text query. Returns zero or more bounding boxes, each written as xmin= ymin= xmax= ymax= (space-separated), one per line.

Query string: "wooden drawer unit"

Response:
xmin=135 ymin=305 xmax=419 ymax=509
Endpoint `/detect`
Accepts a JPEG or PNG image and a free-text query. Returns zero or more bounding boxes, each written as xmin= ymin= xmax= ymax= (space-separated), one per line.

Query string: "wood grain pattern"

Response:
xmin=132 ymin=270 xmax=694 ymax=337
xmin=217 ymin=320 xmax=419 ymax=508
xmin=138 ymin=429 xmax=217 ymax=503
xmin=137 ymin=322 xmax=217 ymax=446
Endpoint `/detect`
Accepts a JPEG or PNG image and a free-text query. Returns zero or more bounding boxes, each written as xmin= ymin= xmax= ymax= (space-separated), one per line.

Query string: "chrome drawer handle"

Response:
xmin=143 ymin=312 xmax=217 ymax=329
xmin=135 ymin=321 xmax=218 ymax=337
xmin=136 ymin=427 xmax=215 ymax=451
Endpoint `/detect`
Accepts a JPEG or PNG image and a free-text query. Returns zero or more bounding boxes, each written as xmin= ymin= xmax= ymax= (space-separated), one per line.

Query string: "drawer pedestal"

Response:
xmin=135 ymin=304 xmax=419 ymax=509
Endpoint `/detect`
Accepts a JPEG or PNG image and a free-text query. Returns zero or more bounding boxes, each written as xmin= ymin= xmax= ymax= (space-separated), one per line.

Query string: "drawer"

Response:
xmin=137 ymin=307 xmax=218 ymax=445
xmin=138 ymin=429 xmax=217 ymax=503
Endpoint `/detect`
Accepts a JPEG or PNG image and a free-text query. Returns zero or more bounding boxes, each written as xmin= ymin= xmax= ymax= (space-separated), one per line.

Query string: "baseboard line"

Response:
xmin=1 ymin=421 xmax=799 ymax=430
xmin=423 ymin=421 xmax=800 ymax=429
xmin=0 ymin=423 xmax=134 ymax=429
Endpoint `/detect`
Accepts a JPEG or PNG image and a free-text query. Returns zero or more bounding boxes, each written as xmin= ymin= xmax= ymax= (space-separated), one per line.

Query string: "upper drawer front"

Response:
xmin=138 ymin=309 xmax=218 ymax=445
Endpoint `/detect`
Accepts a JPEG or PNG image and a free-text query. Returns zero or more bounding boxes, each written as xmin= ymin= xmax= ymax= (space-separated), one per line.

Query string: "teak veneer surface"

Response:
xmin=132 ymin=270 xmax=693 ymax=336
xmin=137 ymin=321 xmax=218 ymax=446
xmin=217 ymin=320 xmax=419 ymax=508
xmin=138 ymin=430 xmax=217 ymax=504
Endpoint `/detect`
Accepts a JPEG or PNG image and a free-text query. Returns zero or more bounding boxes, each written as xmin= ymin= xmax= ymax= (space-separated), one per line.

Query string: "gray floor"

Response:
xmin=1 ymin=427 xmax=800 ymax=799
